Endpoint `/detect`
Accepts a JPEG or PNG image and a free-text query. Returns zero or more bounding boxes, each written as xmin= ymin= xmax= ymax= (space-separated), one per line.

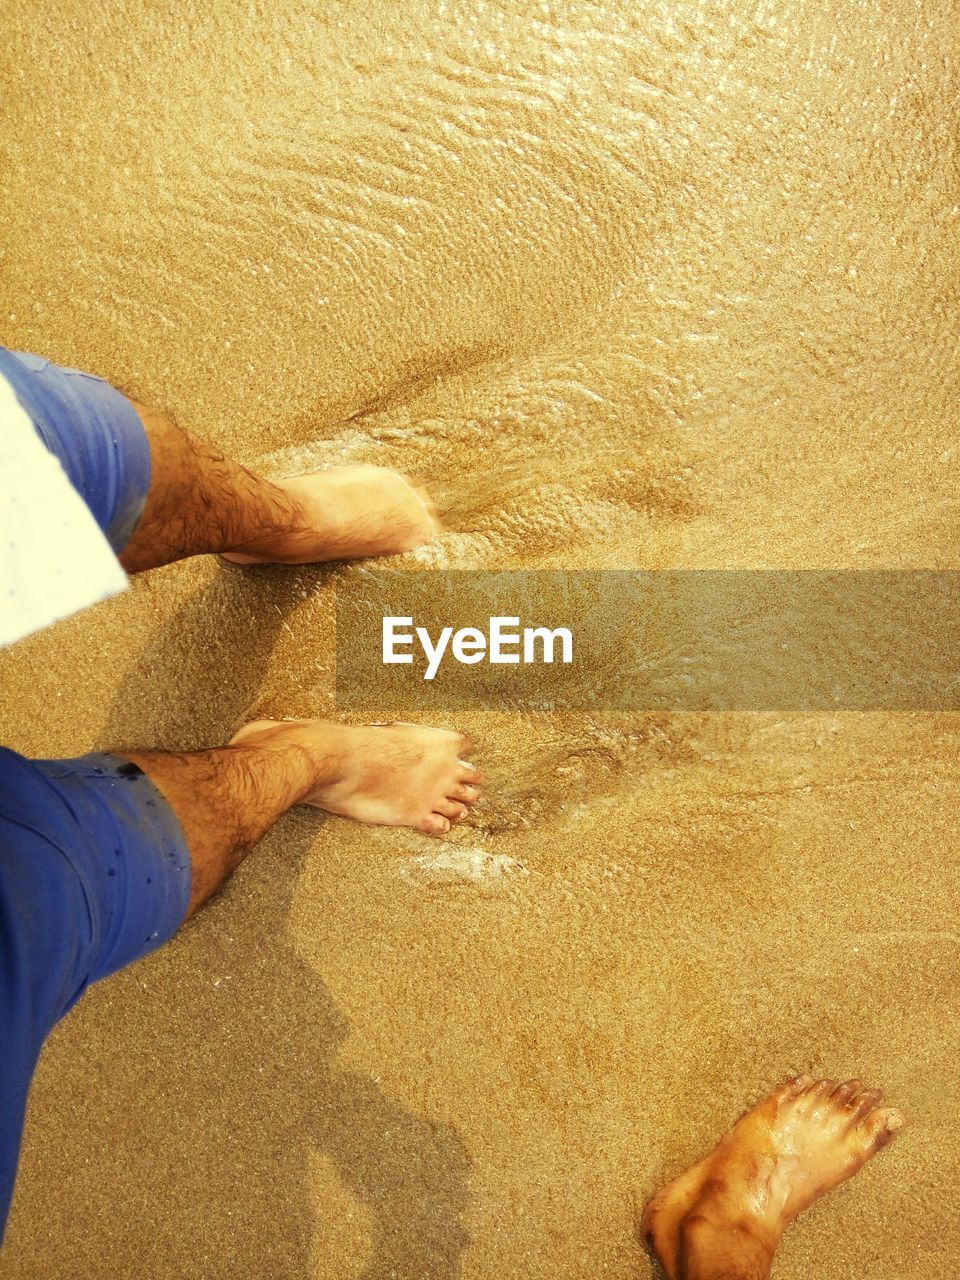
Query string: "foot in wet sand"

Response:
xmin=230 ymin=719 xmax=483 ymax=834
xmin=641 ymin=1076 xmax=905 ymax=1279
xmin=221 ymin=464 xmax=438 ymax=564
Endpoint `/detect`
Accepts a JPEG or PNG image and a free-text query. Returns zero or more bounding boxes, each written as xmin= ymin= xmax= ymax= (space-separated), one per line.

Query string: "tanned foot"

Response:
xmin=641 ymin=1076 xmax=905 ymax=1279
xmin=229 ymin=719 xmax=483 ymax=834
xmin=222 ymin=465 xmax=438 ymax=564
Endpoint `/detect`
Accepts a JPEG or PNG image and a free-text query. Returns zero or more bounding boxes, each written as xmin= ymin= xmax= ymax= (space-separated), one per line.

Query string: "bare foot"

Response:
xmin=641 ymin=1076 xmax=905 ymax=1279
xmin=230 ymin=719 xmax=483 ymax=834
xmin=222 ymin=465 xmax=438 ymax=564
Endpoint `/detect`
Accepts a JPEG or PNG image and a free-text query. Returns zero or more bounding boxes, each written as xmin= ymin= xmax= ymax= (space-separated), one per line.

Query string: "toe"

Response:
xmin=399 ymin=476 xmax=439 ymax=523
xmin=832 ymin=1079 xmax=862 ymax=1105
xmin=420 ymin=814 xmax=451 ymax=835
xmin=448 ymin=784 xmax=479 ymax=805
xmin=435 ymin=799 xmax=468 ymax=822
xmin=783 ymin=1074 xmax=817 ymax=1097
xmin=412 ymin=482 xmax=439 ymax=523
xmin=858 ymin=1107 xmax=906 ymax=1152
xmin=775 ymin=1074 xmax=813 ymax=1101
xmin=850 ymin=1088 xmax=884 ymax=1122
xmin=459 ymin=764 xmax=485 ymax=785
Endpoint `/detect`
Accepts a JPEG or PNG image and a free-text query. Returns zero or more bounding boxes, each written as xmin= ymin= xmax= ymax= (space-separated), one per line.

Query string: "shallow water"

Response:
xmin=1 ymin=1 xmax=959 ymax=1276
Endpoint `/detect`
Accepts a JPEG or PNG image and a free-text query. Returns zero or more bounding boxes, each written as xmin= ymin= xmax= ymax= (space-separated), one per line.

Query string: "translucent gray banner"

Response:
xmin=335 ymin=570 xmax=960 ymax=711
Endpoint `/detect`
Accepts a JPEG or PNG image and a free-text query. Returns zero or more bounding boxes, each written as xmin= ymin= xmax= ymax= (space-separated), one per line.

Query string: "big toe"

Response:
xmin=402 ymin=478 xmax=439 ymax=530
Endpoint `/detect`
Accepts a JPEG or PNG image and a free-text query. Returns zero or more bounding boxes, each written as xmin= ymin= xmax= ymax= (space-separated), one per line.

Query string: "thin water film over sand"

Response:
xmin=1 ymin=1 xmax=959 ymax=1277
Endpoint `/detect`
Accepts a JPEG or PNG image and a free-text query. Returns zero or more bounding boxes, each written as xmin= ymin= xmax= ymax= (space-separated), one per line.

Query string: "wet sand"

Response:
xmin=1 ymin=1 xmax=959 ymax=1276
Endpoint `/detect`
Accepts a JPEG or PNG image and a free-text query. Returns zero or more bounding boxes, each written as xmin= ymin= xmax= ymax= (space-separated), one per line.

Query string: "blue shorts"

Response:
xmin=0 ymin=352 xmax=190 ymax=1235
xmin=0 ymin=750 xmax=191 ymax=1234
xmin=0 ymin=347 xmax=151 ymax=553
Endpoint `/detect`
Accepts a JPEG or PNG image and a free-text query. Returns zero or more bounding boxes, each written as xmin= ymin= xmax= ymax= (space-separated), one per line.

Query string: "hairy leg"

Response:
xmin=121 ymin=719 xmax=483 ymax=916
xmin=641 ymin=1076 xmax=905 ymax=1280
xmin=120 ymin=400 xmax=436 ymax=574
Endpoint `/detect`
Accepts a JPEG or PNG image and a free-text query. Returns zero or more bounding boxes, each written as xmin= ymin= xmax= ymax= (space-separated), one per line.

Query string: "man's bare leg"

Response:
xmin=640 ymin=1076 xmax=905 ymax=1280
xmin=120 ymin=400 xmax=436 ymax=574
xmin=122 ymin=719 xmax=483 ymax=916
xmin=113 ymin=406 xmax=468 ymax=912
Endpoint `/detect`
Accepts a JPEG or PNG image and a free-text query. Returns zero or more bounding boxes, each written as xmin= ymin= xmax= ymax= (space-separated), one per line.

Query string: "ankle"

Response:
xmin=265 ymin=476 xmax=313 ymax=537
xmin=229 ymin=719 xmax=346 ymax=799
xmin=284 ymin=720 xmax=350 ymax=792
xmin=219 ymin=475 xmax=313 ymax=556
xmin=679 ymin=1206 xmax=778 ymax=1276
